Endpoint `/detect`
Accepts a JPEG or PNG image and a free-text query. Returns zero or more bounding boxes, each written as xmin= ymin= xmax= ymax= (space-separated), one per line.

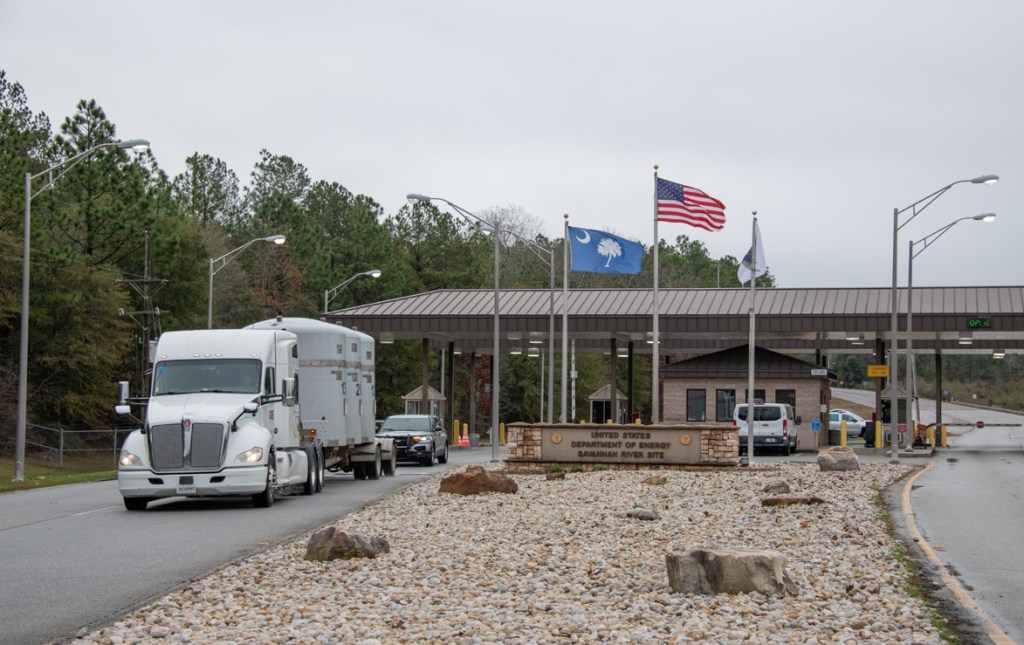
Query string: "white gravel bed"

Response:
xmin=74 ymin=463 xmax=941 ymax=644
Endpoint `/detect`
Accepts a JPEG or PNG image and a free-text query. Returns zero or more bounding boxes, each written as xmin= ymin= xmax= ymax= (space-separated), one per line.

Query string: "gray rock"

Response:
xmin=817 ymin=447 xmax=861 ymax=471
xmin=626 ymin=507 xmax=659 ymax=521
xmin=304 ymin=527 xmax=390 ymax=561
xmin=440 ymin=465 xmax=519 ymax=495
xmin=763 ymin=480 xmax=790 ymax=494
xmin=642 ymin=475 xmax=667 ymax=485
xmin=666 ymin=548 xmax=798 ymax=597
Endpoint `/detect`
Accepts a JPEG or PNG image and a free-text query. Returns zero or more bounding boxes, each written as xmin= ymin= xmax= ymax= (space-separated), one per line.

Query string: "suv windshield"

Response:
xmin=153 ymin=359 xmax=261 ymax=396
xmin=736 ymin=406 xmax=783 ymax=422
xmin=379 ymin=417 xmax=430 ymax=432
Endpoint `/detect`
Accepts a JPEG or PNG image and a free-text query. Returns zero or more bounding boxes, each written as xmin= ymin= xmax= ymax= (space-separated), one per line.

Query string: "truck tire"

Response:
xmin=314 ymin=446 xmax=325 ymax=492
xmin=782 ymin=441 xmax=791 ymax=457
xmin=368 ymin=447 xmax=382 ymax=480
xmin=382 ymin=449 xmax=396 ymax=476
xmin=302 ymin=445 xmax=316 ymax=495
xmin=253 ymin=457 xmax=275 ymax=508
xmin=438 ymin=442 xmax=449 ymax=464
xmin=352 ymin=462 xmax=366 ymax=480
xmin=123 ymin=497 xmax=151 ymax=511
xmin=422 ymin=444 xmax=434 ymax=467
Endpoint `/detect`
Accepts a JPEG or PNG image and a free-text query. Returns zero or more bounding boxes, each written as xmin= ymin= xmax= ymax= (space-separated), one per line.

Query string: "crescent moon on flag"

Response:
xmin=575 ymin=230 xmax=591 ymax=244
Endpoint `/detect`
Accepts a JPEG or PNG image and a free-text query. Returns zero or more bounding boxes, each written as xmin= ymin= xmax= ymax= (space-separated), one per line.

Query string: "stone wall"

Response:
xmin=505 ymin=423 xmax=741 ymax=474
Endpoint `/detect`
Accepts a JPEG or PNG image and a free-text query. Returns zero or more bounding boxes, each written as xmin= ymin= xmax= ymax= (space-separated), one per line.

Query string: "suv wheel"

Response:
xmin=438 ymin=442 xmax=449 ymax=464
xmin=422 ymin=445 xmax=434 ymax=467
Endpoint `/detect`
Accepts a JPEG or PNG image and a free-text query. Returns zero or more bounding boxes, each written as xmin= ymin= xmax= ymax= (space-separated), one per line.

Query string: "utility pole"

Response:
xmin=118 ymin=229 xmax=168 ymax=395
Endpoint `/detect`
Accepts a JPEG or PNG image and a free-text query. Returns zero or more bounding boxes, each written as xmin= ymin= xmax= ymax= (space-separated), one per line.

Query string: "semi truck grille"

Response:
xmin=150 ymin=423 xmax=226 ymax=470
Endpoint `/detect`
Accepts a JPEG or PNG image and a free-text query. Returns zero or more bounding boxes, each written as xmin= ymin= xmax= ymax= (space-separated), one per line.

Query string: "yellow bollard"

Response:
xmin=927 ymin=425 xmax=935 ymax=447
xmin=874 ymin=420 xmax=883 ymax=449
xmin=500 ymin=422 xmax=506 ymax=445
xmin=940 ymin=425 xmax=948 ymax=448
xmin=634 ymin=417 xmax=642 ymax=425
xmin=453 ymin=420 xmax=460 ymax=446
xmin=840 ymin=420 xmax=847 ymax=448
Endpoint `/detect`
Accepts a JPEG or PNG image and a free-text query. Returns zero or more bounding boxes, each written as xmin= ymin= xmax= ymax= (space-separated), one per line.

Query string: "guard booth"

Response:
xmin=588 ymin=385 xmax=627 ymax=424
xmin=402 ymin=385 xmax=445 ymax=417
xmin=871 ymin=396 xmax=909 ymax=447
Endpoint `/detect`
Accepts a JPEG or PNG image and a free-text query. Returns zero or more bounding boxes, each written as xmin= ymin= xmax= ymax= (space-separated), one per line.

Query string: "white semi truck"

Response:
xmin=116 ymin=317 xmax=395 ymax=510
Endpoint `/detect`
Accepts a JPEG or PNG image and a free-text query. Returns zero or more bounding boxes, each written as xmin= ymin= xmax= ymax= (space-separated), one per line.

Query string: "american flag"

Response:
xmin=656 ymin=177 xmax=726 ymax=231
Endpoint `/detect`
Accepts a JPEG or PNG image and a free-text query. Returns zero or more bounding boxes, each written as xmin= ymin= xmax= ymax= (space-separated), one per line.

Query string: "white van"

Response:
xmin=733 ymin=403 xmax=801 ymax=455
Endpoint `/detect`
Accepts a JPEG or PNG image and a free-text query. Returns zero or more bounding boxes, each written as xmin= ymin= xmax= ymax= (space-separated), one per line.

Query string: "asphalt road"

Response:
xmin=835 ymin=387 xmax=1024 ymax=642
xmin=0 ymin=446 xmax=501 ymax=645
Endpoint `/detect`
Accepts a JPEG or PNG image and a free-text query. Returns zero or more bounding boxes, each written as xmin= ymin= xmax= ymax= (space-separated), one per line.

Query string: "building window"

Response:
xmin=776 ymin=389 xmax=796 ymax=415
xmin=686 ymin=389 xmax=706 ymax=422
xmin=744 ymin=389 xmax=766 ymax=404
xmin=716 ymin=389 xmax=736 ymax=421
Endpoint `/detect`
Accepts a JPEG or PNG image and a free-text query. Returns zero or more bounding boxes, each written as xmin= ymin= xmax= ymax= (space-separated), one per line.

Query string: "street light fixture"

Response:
xmin=207 ymin=234 xmax=286 ymax=329
xmin=324 ymin=269 xmax=382 ymax=314
xmin=889 ymin=174 xmax=997 ymax=462
xmin=407 ymin=193 xmax=501 ymax=463
xmin=15 ymin=138 xmax=151 ymax=482
xmin=905 ymin=214 xmax=995 ymax=447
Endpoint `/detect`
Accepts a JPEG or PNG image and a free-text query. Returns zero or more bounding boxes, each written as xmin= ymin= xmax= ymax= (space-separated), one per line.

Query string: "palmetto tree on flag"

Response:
xmin=598 ymin=237 xmax=622 ymax=267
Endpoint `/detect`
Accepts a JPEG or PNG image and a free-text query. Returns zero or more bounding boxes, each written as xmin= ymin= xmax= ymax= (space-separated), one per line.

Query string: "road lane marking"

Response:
xmin=72 ymin=505 xmax=120 ymax=517
xmin=902 ymin=464 xmax=1015 ymax=645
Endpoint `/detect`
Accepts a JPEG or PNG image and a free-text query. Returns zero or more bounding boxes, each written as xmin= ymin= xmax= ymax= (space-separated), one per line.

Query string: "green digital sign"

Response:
xmin=967 ymin=318 xmax=992 ymax=329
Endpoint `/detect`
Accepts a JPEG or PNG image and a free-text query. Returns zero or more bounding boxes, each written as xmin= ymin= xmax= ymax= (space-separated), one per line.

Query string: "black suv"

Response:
xmin=376 ymin=414 xmax=449 ymax=466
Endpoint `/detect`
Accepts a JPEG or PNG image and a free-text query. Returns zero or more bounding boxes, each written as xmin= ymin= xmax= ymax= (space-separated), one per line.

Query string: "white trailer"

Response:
xmin=116 ymin=318 xmax=392 ymax=511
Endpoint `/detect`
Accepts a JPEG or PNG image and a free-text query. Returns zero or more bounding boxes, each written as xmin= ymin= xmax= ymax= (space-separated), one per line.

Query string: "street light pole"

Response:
xmin=408 ymin=194 xmax=501 ymax=462
xmin=15 ymin=138 xmax=151 ymax=482
xmin=905 ymin=214 xmax=996 ymax=448
xmin=889 ymin=174 xmax=997 ymax=462
xmin=207 ymin=234 xmax=286 ymax=329
xmin=324 ymin=269 xmax=382 ymax=314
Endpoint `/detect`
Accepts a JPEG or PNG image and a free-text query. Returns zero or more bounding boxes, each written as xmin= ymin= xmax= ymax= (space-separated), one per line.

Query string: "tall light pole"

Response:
xmin=207 ymin=234 xmax=286 ymax=329
xmin=324 ymin=269 xmax=381 ymax=314
xmin=889 ymin=174 xmax=997 ymax=462
xmin=905 ymin=213 xmax=995 ymax=447
xmin=407 ymin=193 xmax=500 ymax=462
xmin=15 ymin=138 xmax=151 ymax=482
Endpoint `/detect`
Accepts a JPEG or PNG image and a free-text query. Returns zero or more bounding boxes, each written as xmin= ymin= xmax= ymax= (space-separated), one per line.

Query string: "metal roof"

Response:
xmin=328 ymin=286 xmax=1024 ymax=356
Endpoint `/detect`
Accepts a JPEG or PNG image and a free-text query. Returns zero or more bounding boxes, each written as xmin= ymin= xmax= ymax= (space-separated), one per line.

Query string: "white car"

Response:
xmin=829 ymin=409 xmax=868 ymax=438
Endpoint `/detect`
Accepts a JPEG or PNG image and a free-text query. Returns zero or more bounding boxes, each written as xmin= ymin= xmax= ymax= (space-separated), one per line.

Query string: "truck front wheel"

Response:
xmin=253 ymin=458 xmax=275 ymax=508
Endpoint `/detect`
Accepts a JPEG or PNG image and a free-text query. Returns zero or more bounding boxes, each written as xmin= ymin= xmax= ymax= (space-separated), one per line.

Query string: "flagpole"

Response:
xmin=746 ymin=212 xmax=758 ymax=465
xmin=652 ymin=165 xmax=660 ymax=424
xmin=561 ymin=214 xmax=570 ymax=423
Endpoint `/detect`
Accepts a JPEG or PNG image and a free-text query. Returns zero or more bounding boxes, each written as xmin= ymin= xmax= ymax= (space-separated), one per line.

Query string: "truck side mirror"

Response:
xmin=115 ymin=404 xmax=131 ymax=416
xmin=795 ymin=416 xmax=802 ymax=425
xmin=281 ymin=378 xmax=297 ymax=406
xmin=117 ymin=381 xmax=130 ymax=405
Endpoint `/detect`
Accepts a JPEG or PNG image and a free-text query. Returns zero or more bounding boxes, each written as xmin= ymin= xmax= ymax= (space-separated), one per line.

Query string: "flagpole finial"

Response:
xmin=752 ymin=210 xmax=757 ymax=217
xmin=654 ymin=164 xmax=659 ymax=171
xmin=563 ymin=213 xmax=569 ymax=220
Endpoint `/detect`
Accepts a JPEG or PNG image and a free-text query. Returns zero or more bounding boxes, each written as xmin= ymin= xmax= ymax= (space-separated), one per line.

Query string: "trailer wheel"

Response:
xmin=123 ymin=497 xmax=151 ymax=511
xmin=368 ymin=447 xmax=382 ymax=480
xmin=314 ymin=446 xmax=325 ymax=492
xmin=253 ymin=456 xmax=275 ymax=508
xmin=352 ymin=462 xmax=366 ymax=480
xmin=302 ymin=446 xmax=316 ymax=495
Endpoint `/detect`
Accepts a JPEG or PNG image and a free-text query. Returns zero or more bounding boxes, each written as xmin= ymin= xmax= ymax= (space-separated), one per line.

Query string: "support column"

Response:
xmin=446 ymin=341 xmax=455 ymax=435
xmin=627 ymin=341 xmax=635 ymax=422
xmin=935 ymin=349 xmax=943 ymax=438
xmin=874 ymin=336 xmax=885 ymax=430
xmin=470 ymin=353 xmax=478 ymax=437
xmin=610 ymin=338 xmax=618 ymax=424
xmin=421 ymin=338 xmax=430 ymax=415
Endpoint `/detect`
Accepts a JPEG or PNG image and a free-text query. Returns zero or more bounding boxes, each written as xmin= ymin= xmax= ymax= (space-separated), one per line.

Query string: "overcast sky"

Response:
xmin=2 ymin=1 xmax=1020 ymax=289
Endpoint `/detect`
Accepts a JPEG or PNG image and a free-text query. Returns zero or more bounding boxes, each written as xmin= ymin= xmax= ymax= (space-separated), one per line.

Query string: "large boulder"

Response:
xmin=439 ymin=465 xmax=518 ymax=495
xmin=665 ymin=548 xmax=798 ymax=597
xmin=304 ymin=527 xmax=389 ymax=561
xmin=817 ymin=446 xmax=861 ymax=471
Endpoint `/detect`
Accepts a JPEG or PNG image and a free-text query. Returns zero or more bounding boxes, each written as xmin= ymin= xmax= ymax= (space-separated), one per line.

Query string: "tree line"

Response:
xmin=0 ymin=70 xmax=764 ymax=451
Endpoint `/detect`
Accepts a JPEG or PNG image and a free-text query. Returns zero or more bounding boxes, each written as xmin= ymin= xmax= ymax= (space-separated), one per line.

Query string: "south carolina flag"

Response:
xmin=568 ymin=226 xmax=643 ymax=274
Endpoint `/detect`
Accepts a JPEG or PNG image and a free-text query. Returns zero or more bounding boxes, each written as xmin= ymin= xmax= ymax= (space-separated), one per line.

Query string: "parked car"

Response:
xmin=733 ymin=403 xmax=800 ymax=456
xmin=829 ymin=409 xmax=868 ymax=438
xmin=375 ymin=414 xmax=449 ymax=466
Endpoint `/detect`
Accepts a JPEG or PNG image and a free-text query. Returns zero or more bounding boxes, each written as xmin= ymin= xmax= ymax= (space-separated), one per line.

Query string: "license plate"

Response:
xmin=765 ymin=438 xmax=777 ymax=443
xmin=176 ymin=485 xmax=197 ymax=495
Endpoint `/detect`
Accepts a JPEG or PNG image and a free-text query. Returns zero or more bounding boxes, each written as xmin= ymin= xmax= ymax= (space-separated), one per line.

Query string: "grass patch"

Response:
xmin=0 ymin=455 xmax=117 ymax=494
xmin=872 ymin=485 xmax=960 ymax=643
xmin=547 ymin=463 xmax=564 ymax=473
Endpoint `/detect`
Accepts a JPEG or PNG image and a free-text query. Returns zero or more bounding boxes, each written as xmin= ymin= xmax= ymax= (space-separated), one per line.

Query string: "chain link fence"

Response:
xmin=23 ymin=424 xmax=139 ymax=468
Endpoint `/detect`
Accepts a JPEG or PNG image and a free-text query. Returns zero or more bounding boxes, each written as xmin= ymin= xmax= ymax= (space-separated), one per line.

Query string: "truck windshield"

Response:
xmin=152 ymin=359 xmax=262 ymax=396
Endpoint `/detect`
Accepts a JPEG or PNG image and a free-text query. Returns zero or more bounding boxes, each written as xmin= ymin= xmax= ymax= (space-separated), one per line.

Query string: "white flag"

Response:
xmin=737 ymin=219 xmax=768 ymax=285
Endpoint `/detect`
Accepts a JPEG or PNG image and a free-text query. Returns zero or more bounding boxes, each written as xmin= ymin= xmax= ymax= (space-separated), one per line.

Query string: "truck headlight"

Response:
xmin=235 ymin=446 xmax=264 ymax=464
xmin=119 ymin=449 xmax=142 ymax=468
xmin=411 ymin=435 xmax=431 ymax=443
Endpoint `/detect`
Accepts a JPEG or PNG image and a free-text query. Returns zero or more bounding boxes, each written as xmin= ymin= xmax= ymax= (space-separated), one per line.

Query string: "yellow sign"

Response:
xmin=867 ymin=364 xmax=890 ymax=378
